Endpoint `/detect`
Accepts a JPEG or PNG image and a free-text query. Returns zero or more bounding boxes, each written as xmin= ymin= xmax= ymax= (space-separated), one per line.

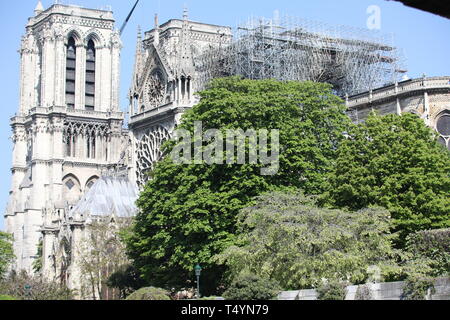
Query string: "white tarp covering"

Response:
xmin=69 ymin=176 xmax=139 ymax=218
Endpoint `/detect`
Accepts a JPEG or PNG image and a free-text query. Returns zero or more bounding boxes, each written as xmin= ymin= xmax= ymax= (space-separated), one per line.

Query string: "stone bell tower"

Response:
xmin=4 ymin=2 xmax=125 ymax=275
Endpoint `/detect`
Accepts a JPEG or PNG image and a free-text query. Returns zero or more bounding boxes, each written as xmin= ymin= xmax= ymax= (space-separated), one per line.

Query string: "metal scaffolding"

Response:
xmin=194 ymin=13 xmax=406 ymax=96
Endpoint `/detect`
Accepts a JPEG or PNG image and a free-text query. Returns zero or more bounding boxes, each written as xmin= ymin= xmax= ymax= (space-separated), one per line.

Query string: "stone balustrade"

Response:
xmin=347 ymin=76 xmax=450 ymax=109
xmin=129 ymin=102 xmax=176 ymax=124
xmin=10 ymin=106 xmax=124 ymax=125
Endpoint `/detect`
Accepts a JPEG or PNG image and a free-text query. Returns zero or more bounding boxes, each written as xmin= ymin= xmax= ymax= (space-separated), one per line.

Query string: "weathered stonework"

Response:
xmin=128 ymin=13 xmax=232 ymax=187
xmin=346 ymin=76 xmax=450 ymax=150
xmin=5 ymin=3 xmax=127 ymax=297
xmin=5 ymin=2 xmax=449 ymax=300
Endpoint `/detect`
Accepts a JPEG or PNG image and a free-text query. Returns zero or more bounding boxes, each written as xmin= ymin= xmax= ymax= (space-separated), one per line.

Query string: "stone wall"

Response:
xmin=278 ymin=277 xmax=450 ymax=300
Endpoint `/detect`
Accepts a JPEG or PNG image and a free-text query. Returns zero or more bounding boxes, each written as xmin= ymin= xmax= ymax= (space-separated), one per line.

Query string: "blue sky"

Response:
xmin=0 ymin=0 xmax=449 ymax=231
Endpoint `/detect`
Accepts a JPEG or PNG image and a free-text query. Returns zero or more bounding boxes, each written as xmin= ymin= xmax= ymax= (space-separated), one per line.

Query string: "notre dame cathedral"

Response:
xmin=3 ymin=1 xmax=232 ymax=297
xmin=4 ymin=2 xmax=450 ymax=298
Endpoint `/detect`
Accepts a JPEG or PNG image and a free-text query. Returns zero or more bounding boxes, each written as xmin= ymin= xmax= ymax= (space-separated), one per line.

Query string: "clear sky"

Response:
xmin=0 ymin=0 xmax=449 ymax=231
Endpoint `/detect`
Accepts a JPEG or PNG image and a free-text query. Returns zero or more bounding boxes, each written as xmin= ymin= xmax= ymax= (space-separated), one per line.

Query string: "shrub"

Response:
xmin=125 ymin=287 xmax=171 ymax=300
xmin=316 ymin=280 xmax=348 ymax=300
xmin=0 ymin=271 xmax=74 ymax=300
xmin=401 ymin=276 xmax=435 ymax=300
xmin=222 ymin=273 xmax=281 ymax=300
xmin=405 ymin=229 xmax=450 ymax=277
xmin=217 ymin=191 xmax=400 ymax=290
xmin=355 ymin=284 xmax=373 ymax=300
xmin=107 ymin=265 xmax=146 ymax=299
xmin=0 ymin=232 xmax=14 ymax=280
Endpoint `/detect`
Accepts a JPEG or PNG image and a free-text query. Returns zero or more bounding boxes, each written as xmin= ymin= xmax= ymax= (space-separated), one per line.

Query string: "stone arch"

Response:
xmin=435 ymin=110 xmax=450 ymax=150
xmin=434 ymin=110 xmax=450 ymax=134
xmin=85 ymin=175 xmax=100 ymax=191
xmin=83 ymin=29 xmax=106 ymax=48
xmin=62 ymin=174 xmax=82 ymax=205
xmin=135 ymin=125 xmax=172 ymax=188
xmin=65 ymin=28 xmax=83 ymax=46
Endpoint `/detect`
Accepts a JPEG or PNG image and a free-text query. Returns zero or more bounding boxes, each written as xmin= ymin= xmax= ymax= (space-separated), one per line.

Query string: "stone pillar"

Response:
xmin=188 ymin=77 xmax=192 ymax=103
xmin=19 ymin=32 xmax=37 ymax=114
xmin=110 ymin=31 xmax=121 ymax=112
xmin=51 ymin=120 xmax=64 ymax=206
xmin=75 ymin=44 xmax=86 ymax=110
xmin=41 ymin=27 xmax=56 ymax=108
xmin=100 ymin=46 xmax=112 ymax=113
xmin=69 ymin=226 xmax=84 ymax=299
xmin=42 ymin=230 xmax=57 ymax=280
xmin=94 ymin=46 xmax=102 ymax=111
xmin=424 ymin=91 xmax=430 ymax=126
xmin=54 ymin=30 xmax=66 ymax=106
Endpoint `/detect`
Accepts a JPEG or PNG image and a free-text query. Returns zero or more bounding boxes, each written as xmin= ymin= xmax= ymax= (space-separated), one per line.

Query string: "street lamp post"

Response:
xmin=24 ymin=284 xmax=32 ymax=299
xmin=195 ymin=264 xmax=202 ymax=299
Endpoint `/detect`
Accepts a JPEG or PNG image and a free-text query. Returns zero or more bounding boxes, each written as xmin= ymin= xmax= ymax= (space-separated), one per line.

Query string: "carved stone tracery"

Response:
xmin=145 ymin=71 xmax=166 ymax=108
xmin=136 ymin=125 xmax=171 ymax=187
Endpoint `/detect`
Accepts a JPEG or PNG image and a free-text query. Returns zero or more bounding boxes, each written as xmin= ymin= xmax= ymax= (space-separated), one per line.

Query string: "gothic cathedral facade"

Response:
xmin=5 ymin=3 xmax=127 ymax=289
xmin=5 ymin=2 xmax=449 ymax=298
xmin=4 ymin=2 xmax=232 ymax=296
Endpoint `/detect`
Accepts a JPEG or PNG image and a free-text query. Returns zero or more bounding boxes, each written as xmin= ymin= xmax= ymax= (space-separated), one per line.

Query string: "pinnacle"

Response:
xmin=34 ymin=1 xmax=44 ymax=15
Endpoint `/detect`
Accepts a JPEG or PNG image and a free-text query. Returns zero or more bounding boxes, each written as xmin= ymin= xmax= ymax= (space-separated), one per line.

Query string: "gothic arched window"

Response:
xmin=85 ymin=39 xmax=96 ymax=111
xmin=66 ymin=37 xmax=77 ymax=109
xmin=65 ymin=128 xmax=77 ymax=158
xmin=86 ymin=134 xmax=96 ymax=159
xmin=436 ymin=114 xmax=450 ymax=150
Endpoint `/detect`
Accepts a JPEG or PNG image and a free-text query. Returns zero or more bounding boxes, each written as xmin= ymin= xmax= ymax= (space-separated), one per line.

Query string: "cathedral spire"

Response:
xmin=154 ymin=14 xmax=160 ymax=46
xmin=179 ymin=7 xmax=193 ymax=75
xmin=34 ymin=1 xmax=44 ymax=16
xmin=132 ymin=26 xmax=143 ymax=91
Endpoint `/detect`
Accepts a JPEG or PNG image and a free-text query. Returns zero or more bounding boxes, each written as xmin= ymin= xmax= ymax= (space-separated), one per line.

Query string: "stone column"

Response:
xmin=424 ymin=91 xmax=430 ymax=126
xmin=51 ymin=119 xmax=64 ymax=207
xmin=54 ymin=28 xmax=66 ymax=107
xmin=19 ymin=33 xmax=37 ymax=114
xmin=110 ymin=31 xmax=122 ymax=112
xmin=41 ymin=27 xmax=56 ymax=108
xmin=75 ymin=44 xmax=86 ymax=110
xmin=188 ymin=77 xmax=192 ymax=103
xmin=42 ymin=230 xmax=57 ymax=280
xmin=69 ymin=226 xmax=84 ymax=299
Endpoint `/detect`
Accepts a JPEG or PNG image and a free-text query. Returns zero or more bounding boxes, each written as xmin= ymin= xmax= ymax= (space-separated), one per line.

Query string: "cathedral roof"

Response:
xmin=70 ymin=176 xmax=139 ymax=218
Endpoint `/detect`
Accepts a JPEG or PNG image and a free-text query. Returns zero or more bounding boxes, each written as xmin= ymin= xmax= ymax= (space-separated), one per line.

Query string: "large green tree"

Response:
xmin=0 ymin=232 xmax=14 ymax=279
xmin=216 ymin=191 xmax=400 ymax=290
xmin=325 ymin=112 xmax=450 ymax=244
xmin=125 ymin=77 xmax=351 ymax=293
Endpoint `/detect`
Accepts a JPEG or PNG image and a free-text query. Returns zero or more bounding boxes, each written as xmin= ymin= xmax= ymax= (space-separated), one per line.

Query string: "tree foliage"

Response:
xmin=77 ymin=218 xmax=131 ymax=300
xmin=0 ymin=232 xmax=14 ymax=279
xmin=403 ymin=228 xmax=450 ymax=278
xmin=216 ymin=191 xmax=401 ymax=290
xmin=325 ymin=112 xmax=450 ymax=244
xmin=222 ymin=272 xmax=281 ymax=301
xmin=107 ymin=265 xmax=146 ymax=299
xmin=125 ymin=287 xmax=171 ymax=300
xmin=125 ymin=78 xmax=351 ymax=293
xmin=32 ymin=239 xmax=43 ymax=274
xmin=401 ymin=275 xmax=436 ymax=300
xmin=316 ymin=280 xmax=348 ymax=300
